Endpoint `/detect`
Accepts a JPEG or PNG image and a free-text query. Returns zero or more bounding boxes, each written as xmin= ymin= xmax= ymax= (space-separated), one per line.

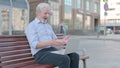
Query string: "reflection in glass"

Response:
xmin=76 ymin=14 xmax=83 ymax=29
xmin=48 ymin=0 xmax=59 ymax=33
xmin=0 ymin=8 xmax=9 ymax=35
xmin=85 ymin=16 xmax=91 ymax=30
xmin=12 ymin=8 xmax=28 ymax=34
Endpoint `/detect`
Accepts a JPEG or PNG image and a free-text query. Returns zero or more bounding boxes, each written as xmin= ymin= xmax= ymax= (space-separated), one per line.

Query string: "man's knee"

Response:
xmin=61 ymin=55 xmax=70 ymax=63
xmin=69 ymin=52 xmax=79 ymax=60
xmin=73 ymin=52 xmax=79 ymax=58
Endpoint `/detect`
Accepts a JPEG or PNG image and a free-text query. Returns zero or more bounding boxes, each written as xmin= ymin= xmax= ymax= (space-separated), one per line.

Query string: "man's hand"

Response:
xmin=63 ymin=35 xmax=71 ymax=43
xmin=51 ymin=39 xmax=66 ymax=46
xmin=51 ymin=35 xmax=71 ymax=47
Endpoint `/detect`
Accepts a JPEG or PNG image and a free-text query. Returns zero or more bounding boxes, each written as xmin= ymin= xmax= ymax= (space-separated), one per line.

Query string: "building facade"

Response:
xmin=48 ymin=0 xmax=100 ymax=35
xmin=101 ymin=0 xmax=120 ymax=34
xmin=0 ymin=0 xmax=100 ymax=35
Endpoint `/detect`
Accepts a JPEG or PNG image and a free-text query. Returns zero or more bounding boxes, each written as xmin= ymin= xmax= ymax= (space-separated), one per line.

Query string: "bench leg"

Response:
xmin=82 ymin=59 xmax=86 ymax=68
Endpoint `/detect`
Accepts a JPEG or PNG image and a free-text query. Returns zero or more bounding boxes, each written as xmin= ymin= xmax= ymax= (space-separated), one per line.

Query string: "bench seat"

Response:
xmin=0 ymin=35 xmax=89 ymax=68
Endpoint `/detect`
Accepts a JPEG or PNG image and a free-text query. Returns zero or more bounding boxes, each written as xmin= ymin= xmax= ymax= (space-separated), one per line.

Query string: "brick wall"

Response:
xmin=28 ymin=0 xmax=48 ymax=22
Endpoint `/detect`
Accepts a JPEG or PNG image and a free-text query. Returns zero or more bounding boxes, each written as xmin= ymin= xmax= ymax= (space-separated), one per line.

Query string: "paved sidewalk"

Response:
xmin=61 ymin=34 xmax=120 ymax=68
xmin=78 ymin=39 xmax=120 ymax=68
xmin=71 ymin=35 xmax=120 ymax=68
xmin=72 ymin=34 xmax=120 ymax=41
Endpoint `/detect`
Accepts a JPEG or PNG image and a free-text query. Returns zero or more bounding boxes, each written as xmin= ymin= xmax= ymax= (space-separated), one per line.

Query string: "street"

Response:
xmin=78 ymin=38 xmax=120 ymax=68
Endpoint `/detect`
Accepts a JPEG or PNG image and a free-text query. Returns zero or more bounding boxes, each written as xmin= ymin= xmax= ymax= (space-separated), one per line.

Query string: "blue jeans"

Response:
xmin=34 ymin=47 xmax=79 ymax=68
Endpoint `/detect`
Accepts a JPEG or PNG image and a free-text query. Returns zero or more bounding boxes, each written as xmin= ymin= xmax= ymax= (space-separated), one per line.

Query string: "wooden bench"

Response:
xmin=0 ymin=35 xmax=89 ymax=68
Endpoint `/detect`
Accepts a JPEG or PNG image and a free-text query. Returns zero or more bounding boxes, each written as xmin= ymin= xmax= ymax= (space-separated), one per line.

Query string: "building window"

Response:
xmin=86 ymin=0 xmax=90 ymax=11
xmin=107 ymin=8 xmax=115 ymax=11
xmin=85 ymin=16 xmax=91 ymax=30
xmin=12 ymin=8 xmax=28 ymax=35
xmin=116 ymin=2 xmax=120 ymax=5
xmin=77 ymin=0 xmax=82 ymax=9
xmin=94 ymin=2 xmax=98 ymax=13
xmin=49 ymin=0 xmax=59 ymax=26
xmin=75 ymin=14 xmax=83 ymax=29
xmin=0 ymin=0 xmax=29 ymax=35
xmin=48 ymin=0 xmax=60 ymax=33
xmin=0 ymin=8 xmax=9 ymax=35
xmin=65 ymin=0 xmax=72 ymax=6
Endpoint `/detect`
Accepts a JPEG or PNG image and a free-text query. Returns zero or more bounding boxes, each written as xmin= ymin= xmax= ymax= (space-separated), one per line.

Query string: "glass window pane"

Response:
xmin=49 ymin=0 xmax=60 ymax=33
xmin=85 ymin=16 xmax=91 ymax=30
xmin=94 ymin=2 xmax=98 ymax=12
xmin=12 ymin=8 xmax=28 ymax=35
xmin=77 ymin=0 xmax=81 ymax=9
xmin=0 ymin=8 xmax=9 ymax=35
xmin=65 ymin=0 xmax=72 ymax=6
xmin=49 ymin=0 xmax=59 ymax=25
xmin=76 ymin=14 xmax=83 ymax=29
xmin=86 ymin=0 xmax=90 ymax=11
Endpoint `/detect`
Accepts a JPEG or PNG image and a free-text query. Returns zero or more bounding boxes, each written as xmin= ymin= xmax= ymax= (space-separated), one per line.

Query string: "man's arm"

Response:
xmin=25 ymin=24 xmax=71 ymax=49
xmin=36 ymin=39 xmax=66 ymax=48
xmin=36 ymin=35 xmax=71 ymax=48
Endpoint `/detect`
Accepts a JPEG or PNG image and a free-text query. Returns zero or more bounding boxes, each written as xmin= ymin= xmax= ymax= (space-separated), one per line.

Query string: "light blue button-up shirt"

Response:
xmin=25 ymin=18 xmax=57 ymax=55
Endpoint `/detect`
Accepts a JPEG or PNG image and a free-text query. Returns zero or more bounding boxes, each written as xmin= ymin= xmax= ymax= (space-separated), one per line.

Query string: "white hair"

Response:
xmin=36 ymin=3 xmax=51 ymax=12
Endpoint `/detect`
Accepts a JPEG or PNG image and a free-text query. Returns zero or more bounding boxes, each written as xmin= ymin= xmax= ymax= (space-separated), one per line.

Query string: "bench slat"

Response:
xmin=1 ymin=53 xmax=32 ymax=62
xmin=0 ymin=37 xmax=27 ymax=42
xmin=0 ymin=35 xmax=26 ymax=38
xmin=0 ymin=57 xmax=33 ymax=66
xmin=2 ymin=60 xmax=35 ymax=68
xmin=80 ymin=55 xmax=89 ymax=60
xmin=0 ymin=49 xmax=31 ymax=57
xmin=0 ymin=41 xmax=28 ymax=47
xmin=0 ymin=45 xmax=30 ymax=52
xmin=2 ymin=60 xmax=54 ymax=68
xmin=20 ymin=64 xmax=55 ymax=68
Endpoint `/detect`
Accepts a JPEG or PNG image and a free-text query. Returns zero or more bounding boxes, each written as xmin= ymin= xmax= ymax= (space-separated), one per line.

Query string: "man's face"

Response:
xmin=37 ymin=8 xmax=50 ymax=21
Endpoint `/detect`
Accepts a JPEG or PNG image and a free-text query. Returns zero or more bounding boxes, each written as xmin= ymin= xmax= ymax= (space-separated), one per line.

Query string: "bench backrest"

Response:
xmin=0 ymin=35 xmax=56 ymax=68
xmin=0 ymin=35 xmax=35 ymax=68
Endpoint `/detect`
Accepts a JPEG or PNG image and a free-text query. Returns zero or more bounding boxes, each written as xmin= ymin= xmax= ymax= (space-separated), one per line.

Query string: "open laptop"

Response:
xmin=51 ymin=37 xmax=80 ymax=55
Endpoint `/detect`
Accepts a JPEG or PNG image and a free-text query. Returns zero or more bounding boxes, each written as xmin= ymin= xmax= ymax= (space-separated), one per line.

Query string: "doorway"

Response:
xmin=94 ymin=18 xmax=99 ymax=32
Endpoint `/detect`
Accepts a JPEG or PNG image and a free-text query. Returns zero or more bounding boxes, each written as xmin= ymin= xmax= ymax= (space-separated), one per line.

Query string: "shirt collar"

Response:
xmin=35 ymin=18 xmax=47 ymax=24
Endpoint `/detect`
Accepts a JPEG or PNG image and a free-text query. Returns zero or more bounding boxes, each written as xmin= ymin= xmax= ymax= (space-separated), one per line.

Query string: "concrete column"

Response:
xmin=9 ymin=0 xmax=13 ymax=35
xmin=26 ymin=0 xmax=30 ymax=24
xmin=82 ymin=0 xmax=86 ymax=30
xmin=59 ymin=0 xmax=64 ymax=24
xmin=72 ymin=0 xmax=77 ymax=29
xmin=91 ymin=16 xmax=94 ymax=31
xmin=0 ymin=10 xmax=2 ymax=35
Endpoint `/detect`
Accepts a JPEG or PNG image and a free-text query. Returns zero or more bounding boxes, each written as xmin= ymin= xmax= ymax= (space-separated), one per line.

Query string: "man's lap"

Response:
xmin=33 ymin=47 xmax=79 ymax=65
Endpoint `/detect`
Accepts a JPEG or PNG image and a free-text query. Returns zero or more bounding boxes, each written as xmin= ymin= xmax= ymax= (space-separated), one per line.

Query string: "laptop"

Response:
xmin=51 ymin=37 xmax=80 ymax=55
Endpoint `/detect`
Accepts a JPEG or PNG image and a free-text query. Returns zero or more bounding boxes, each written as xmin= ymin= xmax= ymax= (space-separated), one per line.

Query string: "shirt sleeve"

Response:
xmin=49 ymin=24 xmax=57 ymax=39
xmin=52 ymin=31 xmax=57 ymax=39
xmin=25 ymin=24 xmax=39 ymax=49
